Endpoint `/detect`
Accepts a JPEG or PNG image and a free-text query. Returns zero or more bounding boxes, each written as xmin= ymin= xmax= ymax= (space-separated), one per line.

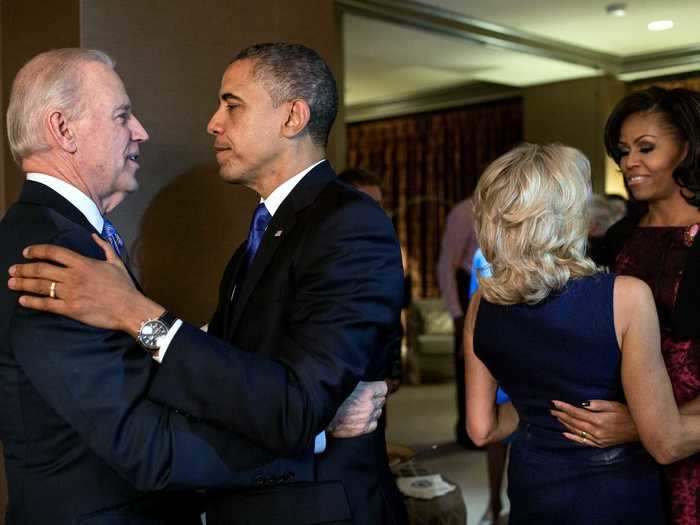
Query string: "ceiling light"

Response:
xmin=606 ymin=3 xmax=626 ymax=16
xmin=648 ymin=20 xmax=674 ymax=31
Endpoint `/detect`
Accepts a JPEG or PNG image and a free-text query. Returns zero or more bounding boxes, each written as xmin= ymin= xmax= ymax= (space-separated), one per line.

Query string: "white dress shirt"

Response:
xmin=27 ymin=173 xmax=104 ymax=232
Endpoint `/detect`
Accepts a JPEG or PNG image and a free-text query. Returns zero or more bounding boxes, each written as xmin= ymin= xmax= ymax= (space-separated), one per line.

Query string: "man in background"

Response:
xmin=338 ymin=167 xmax=407 ymax=392
xmin=437 ymin=196 xmax=479 ymax=448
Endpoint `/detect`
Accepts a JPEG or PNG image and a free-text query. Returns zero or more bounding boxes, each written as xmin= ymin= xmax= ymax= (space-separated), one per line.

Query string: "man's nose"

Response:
xmin=130 ymin=115 xmax=149 ymax=142
xmin=207 ymin=109 xmax=223 ymax=136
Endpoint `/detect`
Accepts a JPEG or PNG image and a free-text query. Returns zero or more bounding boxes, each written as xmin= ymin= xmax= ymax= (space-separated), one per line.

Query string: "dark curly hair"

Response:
xmin=604 ymin=86 xmax=700 ymax=208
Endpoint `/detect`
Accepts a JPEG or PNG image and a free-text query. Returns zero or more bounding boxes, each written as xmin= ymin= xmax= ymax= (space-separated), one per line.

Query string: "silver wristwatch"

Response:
xmin=137 ymin=311 xmax=177 ymax=352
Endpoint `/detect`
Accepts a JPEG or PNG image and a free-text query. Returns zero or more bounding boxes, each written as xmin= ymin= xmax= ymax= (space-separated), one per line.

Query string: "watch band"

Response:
xmin=158 ymin=311 xmax=177 ymax=330
xmin=137 ymin=310 xmax=177 ymax=352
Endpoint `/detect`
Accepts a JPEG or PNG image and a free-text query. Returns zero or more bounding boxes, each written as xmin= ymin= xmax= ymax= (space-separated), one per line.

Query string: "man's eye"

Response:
xmin=226 ymin=105 xmax=238 ymax=111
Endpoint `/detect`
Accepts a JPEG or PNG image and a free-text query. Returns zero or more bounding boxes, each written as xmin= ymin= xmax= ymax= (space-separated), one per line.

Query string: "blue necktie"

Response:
xmin=243 ymin=203 xmax=272 ymax=270
xmin=101 ymin=218 xmax=125 ymax=258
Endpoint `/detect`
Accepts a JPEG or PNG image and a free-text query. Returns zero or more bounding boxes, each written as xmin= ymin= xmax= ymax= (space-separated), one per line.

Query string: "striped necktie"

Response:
xmin=101 ymin=218 xmax=125 ymax=258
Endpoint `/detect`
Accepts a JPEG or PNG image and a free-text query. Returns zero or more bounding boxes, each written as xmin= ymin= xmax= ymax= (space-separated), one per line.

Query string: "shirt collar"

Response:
xmin=262 ymin=159 xmax=326 ymax=216
xmin=26 ymin=173 xmax=104 ymax=232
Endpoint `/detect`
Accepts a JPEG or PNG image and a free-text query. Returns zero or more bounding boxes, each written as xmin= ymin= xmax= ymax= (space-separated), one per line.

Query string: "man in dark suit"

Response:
xmin=1 ymin=48 xmax=386 ymax=525
xmin=9 ymin=43 xmax=408 ymax=524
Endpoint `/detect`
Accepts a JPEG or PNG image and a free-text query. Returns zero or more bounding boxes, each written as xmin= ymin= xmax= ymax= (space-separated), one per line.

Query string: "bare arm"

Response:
xmin=465 ymin=291 xmax=518 ymax=446
xmin=615 ymin=276 xmax=700 ymax=464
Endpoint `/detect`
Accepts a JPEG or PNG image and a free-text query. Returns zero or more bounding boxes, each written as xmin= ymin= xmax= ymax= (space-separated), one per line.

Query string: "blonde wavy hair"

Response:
xmin=473 ymin=143 xmax=599 ymax=305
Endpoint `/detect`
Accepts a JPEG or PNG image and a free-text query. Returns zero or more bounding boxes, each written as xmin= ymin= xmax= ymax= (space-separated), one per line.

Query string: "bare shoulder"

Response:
xmin=613 ymin=275 xmax=655 ymax=345
xmin=614 ymin=275 xmax=653 ymax=308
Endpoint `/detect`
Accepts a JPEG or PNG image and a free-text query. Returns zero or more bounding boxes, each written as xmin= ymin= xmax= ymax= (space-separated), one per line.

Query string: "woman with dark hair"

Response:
xmin=552 ymin=86 xmax=700 ymax=525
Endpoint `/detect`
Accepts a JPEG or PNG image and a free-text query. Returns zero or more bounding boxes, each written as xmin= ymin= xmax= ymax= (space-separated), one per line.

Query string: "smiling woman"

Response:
xmin=556 ymin=86 xmax=700 ymax=525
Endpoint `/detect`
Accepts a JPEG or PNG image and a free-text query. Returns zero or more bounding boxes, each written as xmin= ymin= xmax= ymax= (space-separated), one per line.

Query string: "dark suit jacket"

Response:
xmin=0 ymin=181 xmax=313 ymax=525
xmin=148 ymin=162 xmax=409 ymax=525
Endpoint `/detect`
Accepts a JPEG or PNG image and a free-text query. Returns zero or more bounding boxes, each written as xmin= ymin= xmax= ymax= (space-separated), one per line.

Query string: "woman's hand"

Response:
xmin=551 ymin=399 xmax=639 ymax=448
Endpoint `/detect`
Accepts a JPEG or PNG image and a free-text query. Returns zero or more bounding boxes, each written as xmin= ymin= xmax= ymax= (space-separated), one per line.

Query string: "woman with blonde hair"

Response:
xmin=465 ymin=143 xmax=700 ymax=524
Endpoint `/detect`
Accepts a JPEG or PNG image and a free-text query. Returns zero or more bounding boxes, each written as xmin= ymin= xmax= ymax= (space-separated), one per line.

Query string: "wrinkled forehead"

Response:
xmin=80 ymin=61 xmax=131 ymax=109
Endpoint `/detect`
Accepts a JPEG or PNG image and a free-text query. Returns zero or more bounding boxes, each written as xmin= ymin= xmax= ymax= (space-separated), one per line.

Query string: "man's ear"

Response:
xmin=47 ymin=111 xmax=77 ymax=153
xmin=281 ymin=99 xmax=311 ymax=139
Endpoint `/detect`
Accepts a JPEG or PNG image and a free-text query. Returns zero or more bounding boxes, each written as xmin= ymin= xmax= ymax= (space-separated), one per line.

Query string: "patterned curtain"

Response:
xmin=347 ymin=98 xmax=523 ymax=299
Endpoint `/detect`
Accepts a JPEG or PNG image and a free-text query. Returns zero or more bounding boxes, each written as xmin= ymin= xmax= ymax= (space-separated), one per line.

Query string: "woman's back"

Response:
xmin=475 ymin=273 xmax=623 ymax=436
xmin=474 ymin=273 xmax=664 ymax=524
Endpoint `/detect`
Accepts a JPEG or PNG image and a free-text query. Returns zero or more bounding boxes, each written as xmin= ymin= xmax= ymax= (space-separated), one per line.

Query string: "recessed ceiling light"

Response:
xmin=606 ymin=3 xmax=627 ymax=16
xmin=648 ymin=20 xmax=674 ymax=31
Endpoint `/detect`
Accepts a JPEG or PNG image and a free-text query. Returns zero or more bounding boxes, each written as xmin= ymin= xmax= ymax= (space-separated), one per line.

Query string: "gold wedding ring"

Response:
xmin=580 ymin=430 xmax=587 ymax=439
xmin=49 ymin=281 xmax=57 ymax=299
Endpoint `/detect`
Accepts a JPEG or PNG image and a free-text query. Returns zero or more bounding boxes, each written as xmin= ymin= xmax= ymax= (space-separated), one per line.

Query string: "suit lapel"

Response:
xmin=221 ymin=243 xmax=247 ymax=341
xmin=227 ymin=161 xmax=337 ymax=336
xmin=19 ymin=181 xmax=143 ymax=290
xmin=20 ymin=181 xmax=97 ymax=233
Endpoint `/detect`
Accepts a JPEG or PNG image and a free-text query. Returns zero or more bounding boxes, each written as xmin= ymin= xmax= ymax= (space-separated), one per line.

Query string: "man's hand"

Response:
xmin=8 ymin=234 xmax=164 ymax=337
xmin=327 ymin=381 xmax=388 ymax=438
xmin=551 ymin=399 xmax=639 ymax=448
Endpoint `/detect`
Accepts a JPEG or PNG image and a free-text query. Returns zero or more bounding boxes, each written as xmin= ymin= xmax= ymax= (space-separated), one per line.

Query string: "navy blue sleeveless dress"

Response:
xmin=474 ymin=273 xmax=665 ymax=524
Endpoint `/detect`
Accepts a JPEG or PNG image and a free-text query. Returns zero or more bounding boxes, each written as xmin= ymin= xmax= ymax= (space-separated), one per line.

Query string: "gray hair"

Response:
xmin=233 ymin=43 xmax=338 ymax=147
xmin=6 ymin=48 xmax=115 ymax=164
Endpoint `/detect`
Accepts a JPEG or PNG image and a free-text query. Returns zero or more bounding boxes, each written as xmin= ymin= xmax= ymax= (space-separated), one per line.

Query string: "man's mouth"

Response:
xmin=126 ymin=153 xmax=139 ymax=163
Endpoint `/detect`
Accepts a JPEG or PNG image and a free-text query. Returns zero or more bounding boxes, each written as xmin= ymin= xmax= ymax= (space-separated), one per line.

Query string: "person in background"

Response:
xmin=605 ymin=193 xmax=628 ymax=223
xmin=551 ymin=86 xmax=700 ymax=525
xmin=338 ymin=167 xmax=383 ymax=204
xmin=466 ymin=142 xmax=700 ymax=524
xmin=338 ymin=167 xmax=408 ymax=393
xmin=437 ymin=196 xmax=478 ymax=448
xmin=587 ymin=193 xmax=625 ymax=264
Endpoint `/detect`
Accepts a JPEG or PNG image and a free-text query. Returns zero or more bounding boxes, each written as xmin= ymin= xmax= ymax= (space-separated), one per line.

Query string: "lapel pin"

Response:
xmin=274 ymin=230 xmax=283 ymax=237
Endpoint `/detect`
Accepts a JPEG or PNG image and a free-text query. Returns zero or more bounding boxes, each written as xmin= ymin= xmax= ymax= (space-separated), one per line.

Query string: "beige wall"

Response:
xmin=523 ymin=75 xmax=627 ymax=194
xmin=1 ymin=0 xmax=81 ymax=213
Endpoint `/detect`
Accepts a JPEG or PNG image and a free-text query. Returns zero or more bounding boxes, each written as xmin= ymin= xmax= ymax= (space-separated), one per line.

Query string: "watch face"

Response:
xmin=139 ymin=319 xmax=169 ymax=350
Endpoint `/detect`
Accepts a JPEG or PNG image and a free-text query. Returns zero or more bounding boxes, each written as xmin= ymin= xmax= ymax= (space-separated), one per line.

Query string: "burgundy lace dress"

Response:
xmin=615 ymin=224 xmax=700 ymax=525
